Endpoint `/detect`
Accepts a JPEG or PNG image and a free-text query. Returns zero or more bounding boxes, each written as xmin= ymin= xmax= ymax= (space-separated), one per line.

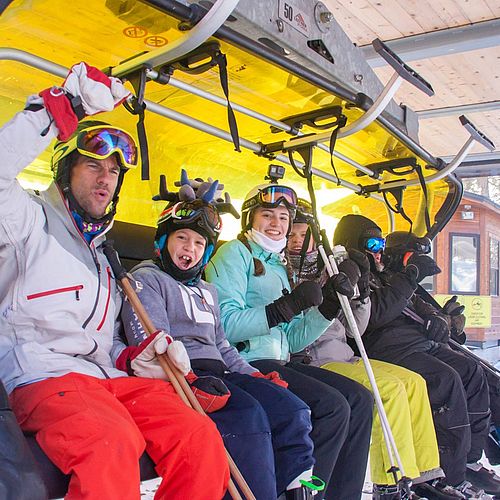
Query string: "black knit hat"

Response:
xmin=333 ymin=214 xmax=382 ymax=251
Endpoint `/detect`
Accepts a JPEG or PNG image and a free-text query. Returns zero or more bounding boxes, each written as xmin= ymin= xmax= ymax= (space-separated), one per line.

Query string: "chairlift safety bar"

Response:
xmin=0 ymin=47 xmax=407 ymax=230
xmin=0 ymin=48 xmax=384 ymax=196
xmin=144 ymin=67 xmax=380 ymax=179
xmin=274 ymin=38 xmax=434 ymax=150
xmin=371 ymin=115 xmax=495 ymax=193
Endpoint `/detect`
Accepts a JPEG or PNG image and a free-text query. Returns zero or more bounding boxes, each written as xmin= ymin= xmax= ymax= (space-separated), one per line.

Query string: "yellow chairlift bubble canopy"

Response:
xmin=0 ymin=0 xmax=459 ymax=239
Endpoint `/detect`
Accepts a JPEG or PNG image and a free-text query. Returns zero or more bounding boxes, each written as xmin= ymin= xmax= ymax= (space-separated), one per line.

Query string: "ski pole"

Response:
xmin=103 ymin=242 xmax=255 ymax=500
xmin=296 ymin=155 xmax=408 ymax=487
xmin=317 ymin=230 xmax=407 ymax=486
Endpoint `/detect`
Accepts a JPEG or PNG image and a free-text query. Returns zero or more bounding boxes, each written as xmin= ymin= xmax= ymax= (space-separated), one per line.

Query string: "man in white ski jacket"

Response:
xmin=0 ymin=63 xmax=229 ymax=499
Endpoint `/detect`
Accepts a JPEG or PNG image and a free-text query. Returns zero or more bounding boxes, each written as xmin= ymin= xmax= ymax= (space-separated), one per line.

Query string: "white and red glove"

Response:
xmin=39 ymin=62 xmax=131 ymax=141
xmin=251 ymin=371 xmax=288 ymax=389
xmin=116 ymin=330 xmax=191 ymax=379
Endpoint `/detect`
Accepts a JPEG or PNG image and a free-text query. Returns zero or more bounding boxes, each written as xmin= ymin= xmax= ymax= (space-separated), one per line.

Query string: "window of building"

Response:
xmin=450 ymin=234 xmax=479 ymax=294
xmin=491 ymin=238 xmax=499 ymax=296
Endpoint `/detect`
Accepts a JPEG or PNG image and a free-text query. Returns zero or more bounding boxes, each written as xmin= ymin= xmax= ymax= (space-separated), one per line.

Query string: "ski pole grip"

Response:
xmin=102 ymin=240 xmax=128 ymax=281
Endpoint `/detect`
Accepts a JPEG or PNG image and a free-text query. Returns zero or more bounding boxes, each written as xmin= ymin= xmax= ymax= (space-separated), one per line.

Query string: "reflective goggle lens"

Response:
xmin=259 ymin=185 xmax=298 ymax=208
xmin=77 ymin=127 xmax=138 ymax=169
xmin=365 ymin=237 xmax=386 ymax=253
xmin=172 ymin=200 xmax=222 ymax=232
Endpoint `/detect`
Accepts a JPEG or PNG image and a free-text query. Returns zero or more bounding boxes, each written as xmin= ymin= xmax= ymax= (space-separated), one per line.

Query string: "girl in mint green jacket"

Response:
xmin=206 ymin=182 xmax=374 ymax=500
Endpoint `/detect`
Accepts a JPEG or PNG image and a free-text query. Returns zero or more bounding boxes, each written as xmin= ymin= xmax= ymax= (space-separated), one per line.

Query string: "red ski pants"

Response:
xmin=10 ymin=373 xmax=229 ymax=499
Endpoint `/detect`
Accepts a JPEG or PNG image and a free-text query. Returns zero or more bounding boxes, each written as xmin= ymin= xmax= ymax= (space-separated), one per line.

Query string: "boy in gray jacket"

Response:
xmin=121 ymin=174 xmax=321 ymax=500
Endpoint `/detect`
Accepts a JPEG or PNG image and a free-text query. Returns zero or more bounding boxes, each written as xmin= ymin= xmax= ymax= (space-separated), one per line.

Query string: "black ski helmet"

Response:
xmin=51 ymin=121 xmax=138 ymax=226
xmin=293 ymin=198 xmax=316 ymax=225
xmin=333 ymin=214 xmax=383 ymax=251
xmin=384 ymin=231 xmax=432 ymax=272
xmin=154 ymin=199 xmax=222 ymax=285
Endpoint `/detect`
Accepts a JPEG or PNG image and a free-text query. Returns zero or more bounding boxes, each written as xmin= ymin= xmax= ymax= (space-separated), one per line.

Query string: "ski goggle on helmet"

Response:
xmin=53 ymin=125 xmax=138 ymax=171
xmin=158 ymin=199 xmax=222 ymax=241
xmin=242 ymin=184 xmax=298 ymax=213
xmin=364 ymin=237 xmax=386 ymax=253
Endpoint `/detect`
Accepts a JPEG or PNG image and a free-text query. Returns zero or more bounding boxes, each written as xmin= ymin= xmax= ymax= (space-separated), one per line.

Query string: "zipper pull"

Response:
xmin=93 ymin=252 xmax=101 ymax=272
xmin=75 ymin=289 xmax=80 ymax=301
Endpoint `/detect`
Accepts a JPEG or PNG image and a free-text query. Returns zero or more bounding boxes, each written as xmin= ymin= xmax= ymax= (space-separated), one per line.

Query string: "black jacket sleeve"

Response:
xmin=369 ymin=271 xmax=417 ymax=330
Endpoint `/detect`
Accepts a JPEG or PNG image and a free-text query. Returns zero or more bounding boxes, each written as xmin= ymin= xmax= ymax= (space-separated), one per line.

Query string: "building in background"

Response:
xmin=430 ymin=192 xmax=500 ymax=346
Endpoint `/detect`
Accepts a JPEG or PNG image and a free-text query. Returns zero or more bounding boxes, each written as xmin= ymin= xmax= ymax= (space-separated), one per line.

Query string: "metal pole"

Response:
xmin=317 ymin=246 xmax=406 ymax=478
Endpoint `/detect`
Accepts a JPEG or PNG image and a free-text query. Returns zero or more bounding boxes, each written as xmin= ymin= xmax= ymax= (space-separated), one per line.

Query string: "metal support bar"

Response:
xmin=417 ymin=100 xmax=500 ymax=119
xmin=0 ymin=47 xmax=67 ymax=78
xmin=145 ymin=68 xmax=379 ymax=178
xmin=362 ymin=18 xmax=500 ymax=68
xmin=0 ymin=48 xmax=390 ymax=213
xmin=338 ymin=72 xmax=402 ymax=138
xmin=144 ymin=98 xmax=381 ymax=196
xmin=439 ymin=152 xmax=500 ymax=178
xmin=110 ymin=0 xmax=240 ymax=78
xmin=374 ymin=115 xmax=496 ymax=192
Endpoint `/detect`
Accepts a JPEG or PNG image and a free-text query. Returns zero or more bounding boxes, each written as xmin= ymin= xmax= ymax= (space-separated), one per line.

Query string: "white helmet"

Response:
xmin=241 ymin=183 xmax=298 ymax=230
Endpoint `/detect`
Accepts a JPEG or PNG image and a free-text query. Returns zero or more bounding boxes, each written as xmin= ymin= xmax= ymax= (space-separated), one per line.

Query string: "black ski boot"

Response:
xmin=373 ymin=484 xmax=402 ymax=499
xmin=286 ymin=485 xmax=326 ymax=499
xmin=412 ymin=479 xmax=467 ymax=500
xmin=285 ymin=476 xmax=325 ymax=499
xmin=486 ymin=428 xmax=500 ymax=466
xmin=285 ymin=486 xmax=313 ymax=499
xmin=466 ymin=463 xmax=500 ymax=496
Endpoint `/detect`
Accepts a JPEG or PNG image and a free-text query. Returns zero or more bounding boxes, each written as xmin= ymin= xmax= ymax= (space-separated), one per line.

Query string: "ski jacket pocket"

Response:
xmin=27 ymin=285 xmax=84 ymax=301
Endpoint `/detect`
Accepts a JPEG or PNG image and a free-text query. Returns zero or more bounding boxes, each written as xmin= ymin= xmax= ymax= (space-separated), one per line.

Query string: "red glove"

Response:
xmin=252 ymin=371 xmax=289 ymax=389
xmin=40 ymin=62 xmax=131 ymax=140
xmin=186 ymin=372 xmax=231 ymax=413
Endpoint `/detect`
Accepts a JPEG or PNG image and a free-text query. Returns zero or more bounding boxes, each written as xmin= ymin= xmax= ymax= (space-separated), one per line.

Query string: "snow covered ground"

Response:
xmin=134 ymin=454 xmax=499 ymax=499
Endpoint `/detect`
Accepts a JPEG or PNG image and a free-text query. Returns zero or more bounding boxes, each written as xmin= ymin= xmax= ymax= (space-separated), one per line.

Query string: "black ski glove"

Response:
xmin=405 ymin=254 xmax=441 ymax=283
xmin=443 ymin=296 xmax=466 ymax=343
xmin=266 ymin=281 xmax=323 ymax=328
xmin=337 ymin=259 xmax=361 ymax=286
xmin=423 ymin=314 xmax=450 ymax=343
xmin=318 ymin=272 xmax=354 ymax=320
xmin=347 ymin=249 xmax=371 ymax=300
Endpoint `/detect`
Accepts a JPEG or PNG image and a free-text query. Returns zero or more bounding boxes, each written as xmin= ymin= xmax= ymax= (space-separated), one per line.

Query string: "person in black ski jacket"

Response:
xmin=383 ymin=230 xmax=500 ymax=496
xmin=334 ymin=215 xmax=497 ymax=499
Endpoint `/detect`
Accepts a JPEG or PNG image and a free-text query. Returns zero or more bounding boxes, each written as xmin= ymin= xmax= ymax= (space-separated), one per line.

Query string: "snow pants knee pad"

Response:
xmin=0 ymin=383 xmax=47 ymax=500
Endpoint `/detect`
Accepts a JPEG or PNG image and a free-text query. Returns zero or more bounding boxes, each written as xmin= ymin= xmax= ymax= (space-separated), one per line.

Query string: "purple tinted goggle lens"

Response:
xmin=78 ymin=128 xmax=138 ymax=169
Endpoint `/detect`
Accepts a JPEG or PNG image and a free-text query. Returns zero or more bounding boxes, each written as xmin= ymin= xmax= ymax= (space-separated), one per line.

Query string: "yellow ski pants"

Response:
xmin=321 ymin=359 xmax=440 ymax=485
